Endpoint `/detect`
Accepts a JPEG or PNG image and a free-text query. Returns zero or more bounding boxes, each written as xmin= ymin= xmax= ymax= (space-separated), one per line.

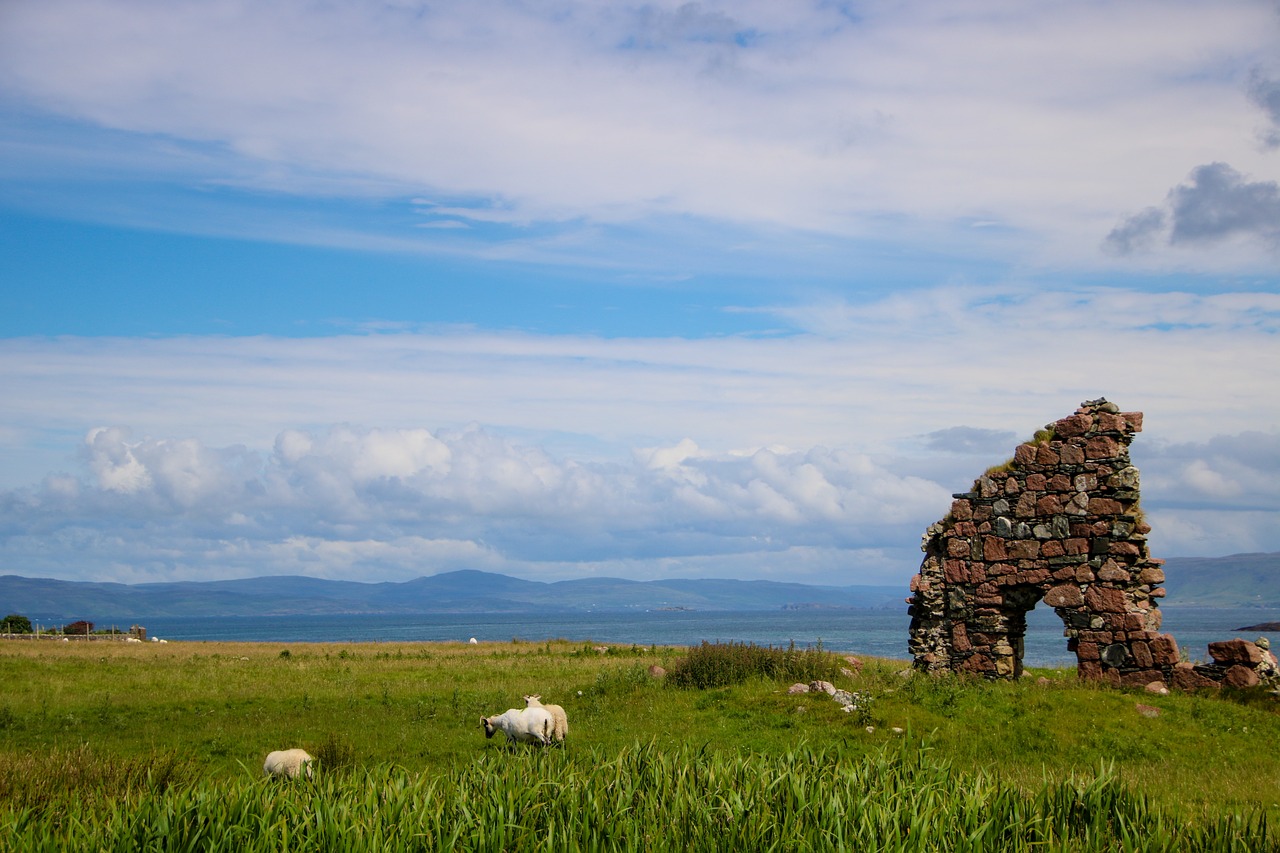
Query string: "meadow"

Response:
xmin=1 ymin=637 xmax=1279 ymax=850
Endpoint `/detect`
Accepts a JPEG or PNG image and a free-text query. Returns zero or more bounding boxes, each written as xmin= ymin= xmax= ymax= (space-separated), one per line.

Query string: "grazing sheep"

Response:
xmin=522 ymin=694 xmax=568 ymax=743
xmin=480 ymin=707 xmax=554 ymax=746
xmin=263 ymin=748 xmax=314 ymax=780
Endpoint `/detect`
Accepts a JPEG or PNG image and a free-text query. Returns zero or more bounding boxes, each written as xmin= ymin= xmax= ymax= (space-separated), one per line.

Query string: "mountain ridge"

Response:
xmin=0 ymin=570 xmax=906 ymax=620
xmin=2 ymin=552 xmax=1276 ymax=621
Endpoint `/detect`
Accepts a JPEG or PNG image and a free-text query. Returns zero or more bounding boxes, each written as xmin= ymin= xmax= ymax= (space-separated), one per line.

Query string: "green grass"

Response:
xmin=3 ymin=638 xmax=1280 ymax=849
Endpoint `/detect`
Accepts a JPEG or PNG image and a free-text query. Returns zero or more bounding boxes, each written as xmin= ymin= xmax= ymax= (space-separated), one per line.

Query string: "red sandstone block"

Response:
xmin=1041 ymin=541 xmax=1066 ymax=558
xmin=1096 ymin=560 xmax=1129 ymax=582
xmin=1043 ymin=584 xmax=1084 ymax=607
xmin=950 ymin=498 xmax=973 ymax=520
xmin=943 ymin=559 xmax=970 ymax=584
xmin=1016 ymin=568 xmax=1051 ymax=585
xmin=1065 ymin=538 xmax=1090 ymax=555
xmin=1048 ymin=474 xmax=1073 ymax=492
xmin=1077 ymin=660 xmax=1103 ymax=680
xmin=1121 ymin=412 xmax=1143 ymax=432
xmin=1084 ymin=586 xmax=1127 ymax=613
xmin=947 ymin=538 xmax=970 ymax=558
xmin=1098 ymin=412 xmax=1128 ymax=433
xmin=1208 ymin=639 xmax=1263 ymax=666
xmin=960 ymin=653 xmax=995 ymax=674
xmin=1138 ymin=566 xmax=1165 ymax=584
xmin=1132 ymin=641 xmax=1153 ymax=668
xmin=1025 ymin=473 xmax=1047 ymax=490
xmin=1085 ymin=436 xmax=1121 ymax=460
xmin=1060 ymin=444 xmax=1085 ymax=464
xmin=1036 ymin=444 xmax=1059 ymax=465
xmin=1120 ymin=670 xmax=1164 ymax=688
xmin=1171 ymin=664 xmax=1219 ymax=692
xmin=954 ymin=521 xmax=977 ymax=536
xmin=1077 ymin=641 xmax=1100 ymax=662
xmin=1087 ymin=497 xmax=1123 ymax=515
xmin=1225 ymin=665 xmax=1260 ymax=689
xmin=983 ymin=537 xmax=1008 ymax=561
xmin=1055 ymin=414 xmax=1092 ymax=438
xmin=1037 ymin=495 xmax=1064 ymax=515
xmin=1008 ymin=540 xmax=1041 ymax=559
xmin=1015 ymin=492 xmax=1038 ymax=518
xmin=1109 ymin=541 xmax=1141 ymax=557
xmin=1014 ymin=444 xmax=1039 ymax=466
xmin=986 ymin=562 xmax=1016 ymax=576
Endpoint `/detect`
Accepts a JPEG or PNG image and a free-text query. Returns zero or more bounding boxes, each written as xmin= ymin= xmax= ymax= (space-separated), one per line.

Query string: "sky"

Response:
xmin=1 ymin=0 xmax=1279 ymax=589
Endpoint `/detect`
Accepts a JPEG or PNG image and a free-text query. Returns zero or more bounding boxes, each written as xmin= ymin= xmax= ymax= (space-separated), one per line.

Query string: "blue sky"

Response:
xmin=2 ymin=0 xmax=1279 ymax=587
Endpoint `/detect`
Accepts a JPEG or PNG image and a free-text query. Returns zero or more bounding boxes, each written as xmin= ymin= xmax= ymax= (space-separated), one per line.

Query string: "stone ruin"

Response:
xmin=906 ymin=398 xmax=1280 ymax=691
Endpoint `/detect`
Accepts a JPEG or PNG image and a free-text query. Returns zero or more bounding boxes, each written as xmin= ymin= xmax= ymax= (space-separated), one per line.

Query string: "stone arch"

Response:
xmin=907 ymin=399 xmax=1180 ymax=686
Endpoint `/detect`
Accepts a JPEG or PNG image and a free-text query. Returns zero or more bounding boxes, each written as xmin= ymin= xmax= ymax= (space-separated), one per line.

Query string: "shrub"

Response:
xmin=1 ymin=614 xmax=32 ymax=634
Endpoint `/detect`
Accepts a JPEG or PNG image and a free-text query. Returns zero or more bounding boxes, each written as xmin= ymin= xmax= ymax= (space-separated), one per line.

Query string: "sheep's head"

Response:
xmin=481 ymin=716 xmax=498 ymax=738
xmin=523 ymin=694 xmax=542 ymax=706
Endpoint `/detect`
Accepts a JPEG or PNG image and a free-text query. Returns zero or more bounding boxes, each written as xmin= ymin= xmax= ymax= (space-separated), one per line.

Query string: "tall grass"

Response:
xmin=4 ymin=638 xmax=1280 ymax=846
xmin=665 ymin=640 xmax=843 ymax=688
xmin=1 ymin=741 xmax=1272 ymax=851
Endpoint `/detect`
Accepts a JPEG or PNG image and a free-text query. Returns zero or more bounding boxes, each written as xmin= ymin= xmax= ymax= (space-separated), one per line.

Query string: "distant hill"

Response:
xmin=1161 ymin=552 xmax=1280 ymax=607
xmin=4 ymin=552 xmax=1273 ymax=623
xmin=0 ymin=570 xmax=906 ymax=621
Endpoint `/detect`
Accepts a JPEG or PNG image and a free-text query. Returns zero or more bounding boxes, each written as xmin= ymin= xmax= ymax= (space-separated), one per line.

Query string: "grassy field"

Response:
xmin=2 ymin=637 xmax=1279 ymax=849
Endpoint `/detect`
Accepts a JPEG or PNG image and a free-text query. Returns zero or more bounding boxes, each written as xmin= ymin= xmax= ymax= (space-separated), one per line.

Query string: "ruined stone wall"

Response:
xmin=907 ymin=399 xmax=1181 ymax=685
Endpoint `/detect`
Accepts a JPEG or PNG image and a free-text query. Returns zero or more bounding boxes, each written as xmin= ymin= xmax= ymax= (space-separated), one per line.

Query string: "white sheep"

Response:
xmin=263 ymin=748 xmax=314 ymax=780
xmin=522 ymin=694 xmax=568 ymax=744
xmin=480 ymin=706 xmax=554 ymax=745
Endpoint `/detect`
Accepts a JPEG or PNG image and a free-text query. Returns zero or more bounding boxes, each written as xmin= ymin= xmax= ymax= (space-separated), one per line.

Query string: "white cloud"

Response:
xmin=1 ymin=285 xmax=1277 ymax=583
xmin=1 ymin=1 xmax=1277 ymax=270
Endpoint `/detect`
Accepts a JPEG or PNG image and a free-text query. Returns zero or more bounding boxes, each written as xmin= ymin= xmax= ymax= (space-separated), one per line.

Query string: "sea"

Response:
xmin=124 ymin=605 xmax=1277 ymax=669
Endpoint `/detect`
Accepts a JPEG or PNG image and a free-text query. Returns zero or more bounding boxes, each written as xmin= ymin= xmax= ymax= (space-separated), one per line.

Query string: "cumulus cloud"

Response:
xmin=1105 ymin=163 xmax=1280 ymax=254
xmin=0 ymin=424 xmax=949 ymax=584
xmin=1 ymin=285 xmax=1277 ymax=582
xmin=922 ymin=427 xmax=1019 ymax=456
xmin=1248 ymin=68 xmax=1280 ymax=147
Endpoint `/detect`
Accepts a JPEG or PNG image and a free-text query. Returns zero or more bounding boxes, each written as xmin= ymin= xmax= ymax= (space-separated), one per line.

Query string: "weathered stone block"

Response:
xmin=1084 ymin=585 xmax=1127 ymax=613
xmin=1224 ymin=665 xmax=1260 ymax=689
xmin=1208 ymin=639 xmax=1263 ymax=666
xmin=1138 ymin=566 xmax=1165 ymax=584
xmin=1014 ymin=444 xmax=1039 ymax=466
xmin=1171 ymin=663 xmax=1219 ymax=691
xmin=1043 ymin=584 xmax=1084 ymax=607
xmin=1036 ymin=494 xmax=1064 ymax=515
xmin=1008 ymin=540 xmax=1041 ymax=559
xmin=1060 ymin=444 xmax=1085 ymax=464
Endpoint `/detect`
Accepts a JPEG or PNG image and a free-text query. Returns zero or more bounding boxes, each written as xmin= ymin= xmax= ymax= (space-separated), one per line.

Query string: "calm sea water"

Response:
xmin=126 ymin=605 xmax=1276 ymax=669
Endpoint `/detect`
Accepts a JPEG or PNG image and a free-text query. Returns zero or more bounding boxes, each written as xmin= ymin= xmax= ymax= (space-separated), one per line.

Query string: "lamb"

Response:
xmin=263 ymin=748 xmax=314 ymax=780
xmin=480 ymin=706 xmax=554 ymax=746
xmin=522 ymin=694 xmax=568 ymax=744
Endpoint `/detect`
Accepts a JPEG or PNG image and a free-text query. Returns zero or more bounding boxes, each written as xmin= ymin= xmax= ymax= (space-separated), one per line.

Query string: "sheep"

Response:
xmin=522 ymin=694 xmax=568 ymax=744
xmin=480 ymin=706 xmax=554 ymax=746
xmin=263 ymin=748 xmax=314 ymax=780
